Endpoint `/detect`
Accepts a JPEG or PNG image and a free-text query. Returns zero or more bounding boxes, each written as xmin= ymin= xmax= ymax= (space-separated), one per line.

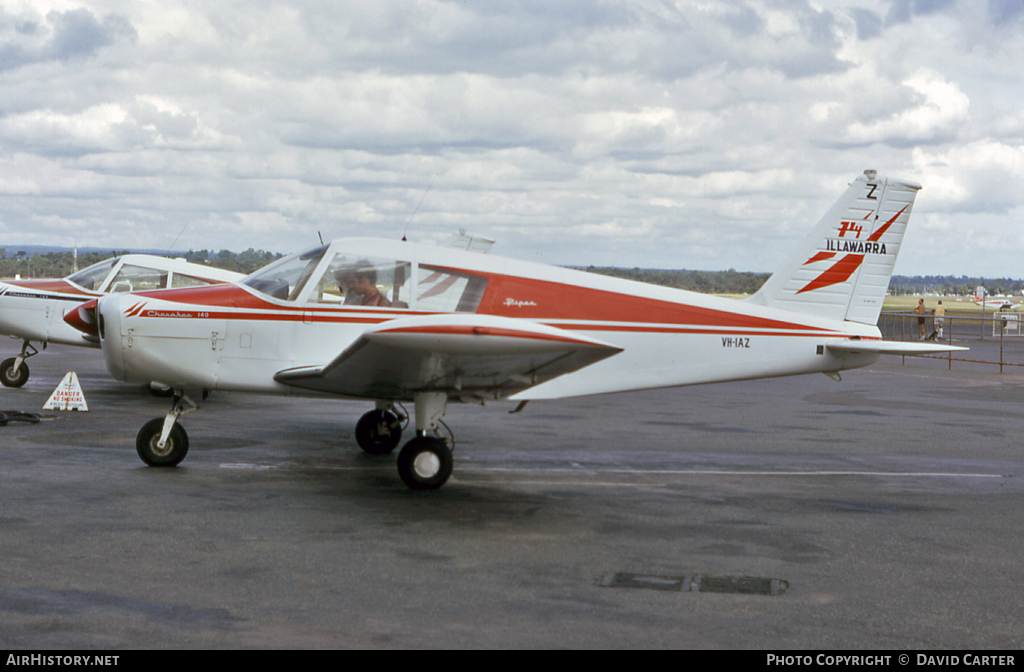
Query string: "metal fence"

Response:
xmin=877 ymin=311 xmax=1024 ymax=374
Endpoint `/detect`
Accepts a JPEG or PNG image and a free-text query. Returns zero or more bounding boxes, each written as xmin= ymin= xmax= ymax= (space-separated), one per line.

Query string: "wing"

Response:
xmin=273 ymin=314 xmax=623 ymax=401
xmin=827 ymin=340 xmax=968 ymax=356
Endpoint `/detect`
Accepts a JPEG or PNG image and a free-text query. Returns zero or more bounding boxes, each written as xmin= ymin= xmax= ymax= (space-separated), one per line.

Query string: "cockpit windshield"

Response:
xmin=68 ymin=258 xmax=118 ymax=291
xmin=241 ymin=245 xmax=327 ymax=301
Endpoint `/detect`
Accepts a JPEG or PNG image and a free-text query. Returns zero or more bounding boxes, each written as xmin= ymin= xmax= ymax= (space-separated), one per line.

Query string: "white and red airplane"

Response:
xmin=973 ymin=287 xmax=1020 ymax=311
xmin=66 ymin=170 xmax=963 ymax=489
xmin=0 ymin=255 xmax=242 ymax=387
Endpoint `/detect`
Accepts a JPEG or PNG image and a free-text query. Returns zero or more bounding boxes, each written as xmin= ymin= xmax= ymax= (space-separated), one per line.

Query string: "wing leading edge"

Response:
xmin=273 ymin=314 xmax=623 ymax=401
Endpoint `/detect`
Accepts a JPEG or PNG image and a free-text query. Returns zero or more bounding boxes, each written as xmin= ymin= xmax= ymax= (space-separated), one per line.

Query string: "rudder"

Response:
xmin=745 ymin=170 xmax=921 ymax=325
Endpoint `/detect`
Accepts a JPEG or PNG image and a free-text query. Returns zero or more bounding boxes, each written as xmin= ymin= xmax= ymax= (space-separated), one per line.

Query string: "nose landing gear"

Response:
xmin=1 ymin=341 xmax=39 ymax=388
xmin=135 ymin=393 xmax=198 ymax=467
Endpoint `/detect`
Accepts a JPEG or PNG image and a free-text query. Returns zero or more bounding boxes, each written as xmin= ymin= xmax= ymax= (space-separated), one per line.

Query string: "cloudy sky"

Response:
xmin=1 ymin=0 xmax=1022 ymax=276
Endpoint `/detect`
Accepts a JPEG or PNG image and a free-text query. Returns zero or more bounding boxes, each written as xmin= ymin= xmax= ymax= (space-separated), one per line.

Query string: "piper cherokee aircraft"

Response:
xmin=0 ymin=255 xmax=243 ymax=387
xmin=66 ymin=170 xmax=964 ymax=489
xmin=973 ymin=287 xmax=1020 ymax=311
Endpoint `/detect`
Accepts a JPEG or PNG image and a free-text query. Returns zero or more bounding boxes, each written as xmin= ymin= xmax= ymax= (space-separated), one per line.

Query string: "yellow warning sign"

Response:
xmin=43 ymin=372 xmax=89 ymax=412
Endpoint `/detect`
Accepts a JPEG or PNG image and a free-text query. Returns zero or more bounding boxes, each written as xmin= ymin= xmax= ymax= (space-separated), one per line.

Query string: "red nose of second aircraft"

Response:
xmin=64 ymin=298 xmax=100 ymax=338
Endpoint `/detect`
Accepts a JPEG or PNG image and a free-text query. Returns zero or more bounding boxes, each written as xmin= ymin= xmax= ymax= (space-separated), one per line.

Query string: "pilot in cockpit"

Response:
xmin=337 ymin=263 xmax=391 ymax=307
xmin=333 ymin=268 xmax=359 ymax=305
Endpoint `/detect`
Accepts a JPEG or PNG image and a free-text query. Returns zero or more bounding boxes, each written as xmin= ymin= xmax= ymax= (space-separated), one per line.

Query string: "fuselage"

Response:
xmin=93 ymin=237 xmax=880 ymax=401
xmin=0 ymin=278 xmax=100 ymax=347
xmin=0 ymin=255 xmax=242 ymax=348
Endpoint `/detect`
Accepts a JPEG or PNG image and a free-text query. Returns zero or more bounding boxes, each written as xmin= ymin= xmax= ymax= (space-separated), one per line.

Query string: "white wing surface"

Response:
xmin=273 ymin=314 xmax=622 ymax=401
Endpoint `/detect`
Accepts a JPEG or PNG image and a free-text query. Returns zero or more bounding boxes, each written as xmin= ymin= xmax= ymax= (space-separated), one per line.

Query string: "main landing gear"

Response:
xmin=134 ymin=390 xmax=456 ymax=490
xmin=1 ymin=341 xmax=39 ymax=388
xmin=354 ymin=393 xmax=454 ymax=491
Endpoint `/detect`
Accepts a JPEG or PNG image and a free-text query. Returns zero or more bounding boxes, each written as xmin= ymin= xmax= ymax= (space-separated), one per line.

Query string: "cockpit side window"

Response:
xmin=242 ymin=245 xmax=327 ymax=301
xmin=108 ymin=265 xmax=169 ymax=293
xmin=68 ymin=258 xmax=118 ymax=291
xmin=310 ymin=254 xmax=412 ymax=309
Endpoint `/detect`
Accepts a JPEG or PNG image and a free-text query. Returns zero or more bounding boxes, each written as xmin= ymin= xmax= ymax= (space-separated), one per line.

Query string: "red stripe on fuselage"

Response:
xmin=5 ymin=279 xmax=96 ymax=296
xmin=129 ymin=273 xmax=828 ymax=334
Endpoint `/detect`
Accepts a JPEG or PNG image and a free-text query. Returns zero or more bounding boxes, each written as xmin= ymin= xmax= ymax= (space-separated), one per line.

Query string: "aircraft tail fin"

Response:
xmin=745 ymin=170 xmax=921 ymax=326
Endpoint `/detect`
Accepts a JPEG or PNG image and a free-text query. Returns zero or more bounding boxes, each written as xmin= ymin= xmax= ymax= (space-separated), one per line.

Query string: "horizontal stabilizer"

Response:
xmin=827 ymin=340 xmax=967 ymax=356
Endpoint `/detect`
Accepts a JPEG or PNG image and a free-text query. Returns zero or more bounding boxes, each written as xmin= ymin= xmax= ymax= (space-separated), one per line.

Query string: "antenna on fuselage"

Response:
xmin=402 ymin=173 xmax=437 ymax=242
xmin=318 ymin=231 xmax=324 ymax=245
xmin=166 ymin=221 xmax=189 ymax=257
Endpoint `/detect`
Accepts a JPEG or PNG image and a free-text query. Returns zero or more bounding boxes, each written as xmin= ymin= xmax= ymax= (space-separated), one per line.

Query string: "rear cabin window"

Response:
xmin=171 ymin=273 xmax=219 ymax=288
xmin=416 ymin=265 xmax=488 ymax=313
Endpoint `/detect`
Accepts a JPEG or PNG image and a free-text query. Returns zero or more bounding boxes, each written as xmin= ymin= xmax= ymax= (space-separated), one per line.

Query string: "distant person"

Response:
xmin=933 ymin=301 xmax=946 ymax=339
xmin=916 ymin=299 xmax=927 ymax=340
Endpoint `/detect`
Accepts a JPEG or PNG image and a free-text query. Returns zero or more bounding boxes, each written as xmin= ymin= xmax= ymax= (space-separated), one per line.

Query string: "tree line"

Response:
xmin=0 ymin=248 xmax=282 ymax=279
xmin=888 ymin=275 xmax=1024 ymax=297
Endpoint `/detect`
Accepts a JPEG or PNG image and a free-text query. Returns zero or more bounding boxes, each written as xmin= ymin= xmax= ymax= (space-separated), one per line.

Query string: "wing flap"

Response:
xmin=274 ymin=314 xmax=622 ymax=400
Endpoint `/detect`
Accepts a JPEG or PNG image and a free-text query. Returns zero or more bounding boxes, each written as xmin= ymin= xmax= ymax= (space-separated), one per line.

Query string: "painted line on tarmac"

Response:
xmin=219 ymin=463 xmax=1009 ymax=479
xmin=461 ymin=468 xmax=1009 ymax=478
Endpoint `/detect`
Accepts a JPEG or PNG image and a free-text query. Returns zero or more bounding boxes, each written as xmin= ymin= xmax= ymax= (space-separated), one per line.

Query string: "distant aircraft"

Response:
xmin=0 ymin=255 xmax=243 ymax=387
xmin=973 ymin=287 xmax=1020 ymax=311
xmin=67 ymin=170 xmax=964 ymax=489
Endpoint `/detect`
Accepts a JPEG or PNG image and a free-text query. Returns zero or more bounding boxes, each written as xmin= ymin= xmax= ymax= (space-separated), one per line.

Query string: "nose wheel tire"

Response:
xmin=397 ymin=436 xmax=453 ymax=490
xmin=355 ymin=409 xmax=404 ymax=454
xmin=136 ymin=418 xmax=190 ymax=467
xmin=1 ymin=358 xmax=29 ymax=388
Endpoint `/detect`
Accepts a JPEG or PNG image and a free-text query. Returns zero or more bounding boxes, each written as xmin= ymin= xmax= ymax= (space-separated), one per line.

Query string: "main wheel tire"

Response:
xmin=355 ymin=409 xmax=403 ymax=455
xmin=397 ymin=436 xmax=453 ymax=490
xmin=136 ymin=418 xmax=189 ymax=467
xmin=1 ymin=358 xmax=29 ymax=388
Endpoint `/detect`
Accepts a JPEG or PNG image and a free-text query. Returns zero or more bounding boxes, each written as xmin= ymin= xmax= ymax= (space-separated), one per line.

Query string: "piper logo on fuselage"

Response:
xmin=504 ymin=298 xmax=537 ymax=308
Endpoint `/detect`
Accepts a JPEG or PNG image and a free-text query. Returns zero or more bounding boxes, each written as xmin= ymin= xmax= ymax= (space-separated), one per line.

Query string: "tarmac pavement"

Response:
xmin=2 ymin=343 xmax=1023 ymax=649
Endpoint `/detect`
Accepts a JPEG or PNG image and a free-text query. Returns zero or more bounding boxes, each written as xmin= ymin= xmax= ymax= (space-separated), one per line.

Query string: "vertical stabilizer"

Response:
xmin=746 ymin=170 xmax=920 ymax=325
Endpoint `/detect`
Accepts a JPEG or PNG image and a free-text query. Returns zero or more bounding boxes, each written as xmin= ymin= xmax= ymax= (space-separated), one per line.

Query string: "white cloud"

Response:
xmin=844 ymin=70 xmax=970 ymax=145
xmin=0 ymin=0 xmax=1021 ymax=276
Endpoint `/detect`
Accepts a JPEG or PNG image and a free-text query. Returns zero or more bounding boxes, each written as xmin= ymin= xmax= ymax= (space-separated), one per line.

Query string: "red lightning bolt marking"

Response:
xmin=795 ymin=205 xmax=908 ymax=295
xmin=803 ymin=251 xmax=836 ymax=266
